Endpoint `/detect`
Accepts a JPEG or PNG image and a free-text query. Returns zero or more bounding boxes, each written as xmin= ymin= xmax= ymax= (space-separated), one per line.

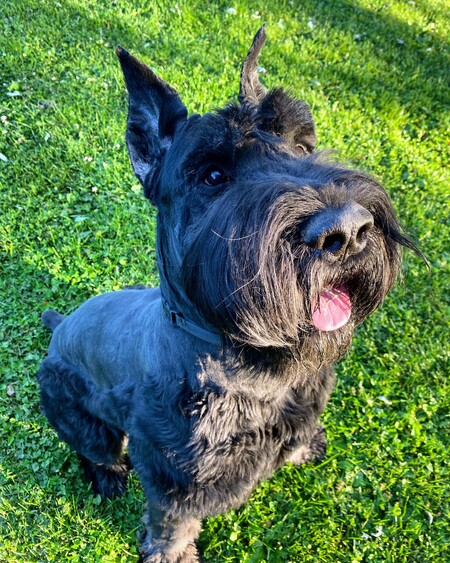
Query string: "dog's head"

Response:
xmin=117 ymin=27 xmax=421 ymax=358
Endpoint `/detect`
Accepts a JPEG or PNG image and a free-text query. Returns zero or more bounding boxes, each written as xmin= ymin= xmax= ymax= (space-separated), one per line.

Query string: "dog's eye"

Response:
xmin=202 ymin=167 xmax=229 ymax=187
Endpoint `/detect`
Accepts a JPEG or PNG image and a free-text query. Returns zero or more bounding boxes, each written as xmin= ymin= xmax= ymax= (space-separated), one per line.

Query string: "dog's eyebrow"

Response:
xmin=183 ymin=130 xmax=235 ymax=169
xmin=183 ymin=145 xmax=234 ymax=170
xmin=176 ymin=114 xmax=235 ymax=168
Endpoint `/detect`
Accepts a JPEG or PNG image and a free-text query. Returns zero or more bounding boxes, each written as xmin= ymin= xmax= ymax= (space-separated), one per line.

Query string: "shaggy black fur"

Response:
xmin=36 ymin=26 xmax=421 ymax=563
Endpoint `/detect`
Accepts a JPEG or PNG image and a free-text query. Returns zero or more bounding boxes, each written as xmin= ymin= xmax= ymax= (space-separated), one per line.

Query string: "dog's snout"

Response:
xmin=301 ymin=202 xmax=374 ymax=259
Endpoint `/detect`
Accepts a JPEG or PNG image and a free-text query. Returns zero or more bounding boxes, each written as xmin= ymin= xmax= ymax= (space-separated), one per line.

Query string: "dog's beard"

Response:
xmin=182 ymin=176 xmax=403 ymax=358
xmin=223 ymin=226 xmax=400 ymax=349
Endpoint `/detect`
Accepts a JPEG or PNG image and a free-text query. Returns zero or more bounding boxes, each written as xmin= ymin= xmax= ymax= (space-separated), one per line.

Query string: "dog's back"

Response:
xmin=43 ymin=288 xmax=166 ymax=390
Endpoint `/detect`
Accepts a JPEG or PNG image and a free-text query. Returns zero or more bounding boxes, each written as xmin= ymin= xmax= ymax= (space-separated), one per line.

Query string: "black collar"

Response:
xmin=161 ymin=297 xmax=224 ymax=347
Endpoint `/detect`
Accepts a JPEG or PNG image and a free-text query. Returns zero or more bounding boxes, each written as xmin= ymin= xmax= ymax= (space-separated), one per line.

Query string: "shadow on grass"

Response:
xmin=4 ymin=0 xmax=448 ymax=111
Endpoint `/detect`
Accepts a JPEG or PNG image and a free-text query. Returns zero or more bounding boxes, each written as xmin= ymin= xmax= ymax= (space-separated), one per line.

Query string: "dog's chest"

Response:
xmin=185 ymin=384 xmax=316 ymax=489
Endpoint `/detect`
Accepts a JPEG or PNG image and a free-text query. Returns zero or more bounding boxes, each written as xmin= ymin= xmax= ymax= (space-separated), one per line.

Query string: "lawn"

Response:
xmin=0 ymin=0 xmax=449 ymax=561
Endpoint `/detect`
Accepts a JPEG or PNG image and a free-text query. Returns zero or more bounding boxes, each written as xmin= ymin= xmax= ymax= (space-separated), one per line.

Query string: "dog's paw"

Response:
xmin=139 ymin=542 xmax=199 ymax=563
xmin=309 ymin=425 xmax=327 ymax=463
xmin=286 ymin=426 xmax=327 ymax=465
xmin=80 ymin=455 xmax=131 ymax=499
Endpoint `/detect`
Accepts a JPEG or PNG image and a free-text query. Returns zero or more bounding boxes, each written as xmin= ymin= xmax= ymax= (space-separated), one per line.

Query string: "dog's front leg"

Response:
xmin=286 ymin=425 xmax=327 ymax=466
xmin=139 ymin=504 xmax=201 ymax=563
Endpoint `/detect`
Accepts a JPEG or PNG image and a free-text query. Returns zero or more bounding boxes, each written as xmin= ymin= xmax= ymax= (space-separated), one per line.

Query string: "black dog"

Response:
xmin=37 ymin=27 xmax=420 ymax=562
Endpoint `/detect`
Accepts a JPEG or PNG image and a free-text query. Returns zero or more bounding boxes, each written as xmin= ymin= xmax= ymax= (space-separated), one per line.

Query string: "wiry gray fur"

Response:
xmin=36 ymin=27 xmax=420 ymax=562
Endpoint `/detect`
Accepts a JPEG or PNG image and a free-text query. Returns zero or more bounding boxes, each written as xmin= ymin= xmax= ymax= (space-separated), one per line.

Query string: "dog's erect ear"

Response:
xmin=239 ymin=25 xmax=267 ymax=105
xmin=240 ymin=27 xmax=315 ymax=153
xmin=116 ymin=47 xmax=188 ymax=200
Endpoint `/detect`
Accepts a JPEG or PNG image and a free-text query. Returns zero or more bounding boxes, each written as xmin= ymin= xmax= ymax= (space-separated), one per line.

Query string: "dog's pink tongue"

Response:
xmin=312 ymin=286 xmax=351 ymax=331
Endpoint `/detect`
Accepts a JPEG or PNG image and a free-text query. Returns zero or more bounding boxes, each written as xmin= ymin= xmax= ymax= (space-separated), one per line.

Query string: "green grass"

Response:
xmin=1 ymin=0 xmax=448 ymax=561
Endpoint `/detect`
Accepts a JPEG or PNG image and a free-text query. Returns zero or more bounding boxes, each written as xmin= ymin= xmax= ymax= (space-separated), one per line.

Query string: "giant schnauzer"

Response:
xmin=37 ymin=26 xmax=420 ymax=562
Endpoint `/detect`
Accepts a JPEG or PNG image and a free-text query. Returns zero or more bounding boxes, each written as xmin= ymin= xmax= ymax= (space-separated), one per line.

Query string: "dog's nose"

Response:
xmin=301 ymin=202 xmax=374 ymax=259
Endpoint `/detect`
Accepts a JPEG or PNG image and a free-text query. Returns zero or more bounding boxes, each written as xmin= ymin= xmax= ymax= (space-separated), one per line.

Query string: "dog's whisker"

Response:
xmin=213 ymin=269 xmax=263 ymax=310
xmin=211 ymin=228 xmax=259 ymax=242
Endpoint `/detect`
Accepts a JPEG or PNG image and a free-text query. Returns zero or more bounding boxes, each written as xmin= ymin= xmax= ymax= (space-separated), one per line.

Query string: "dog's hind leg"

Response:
xmin=78 ymin=453 xmax=132 ymax=499
xmin=37 ymin=358 xmax=131 ymax=498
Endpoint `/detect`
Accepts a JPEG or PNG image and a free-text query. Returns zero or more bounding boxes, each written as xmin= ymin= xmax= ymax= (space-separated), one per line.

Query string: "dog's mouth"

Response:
xmin=311 ymin=285 xmax=352 ymax=332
